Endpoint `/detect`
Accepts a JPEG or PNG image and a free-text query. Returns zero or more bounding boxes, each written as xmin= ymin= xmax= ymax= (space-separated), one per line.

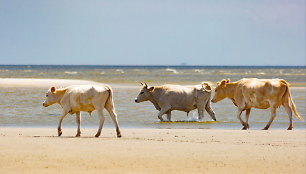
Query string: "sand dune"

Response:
xmin=0 ymin=128 xmax=305 ymax=174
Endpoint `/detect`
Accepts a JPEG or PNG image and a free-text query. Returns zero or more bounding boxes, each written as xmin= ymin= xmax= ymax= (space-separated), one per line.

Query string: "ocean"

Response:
xmin=0 ymin=65 xmax=305 ymax=130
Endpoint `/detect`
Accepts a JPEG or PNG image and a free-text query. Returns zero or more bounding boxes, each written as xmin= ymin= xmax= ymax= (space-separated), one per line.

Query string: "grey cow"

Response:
xmin=135 ymin=82 xmax=216 ymax=121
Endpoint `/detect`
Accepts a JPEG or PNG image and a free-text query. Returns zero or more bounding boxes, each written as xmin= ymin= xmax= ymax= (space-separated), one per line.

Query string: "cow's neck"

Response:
xmin=55 ymin=88 xmax=67 ymax=104
xmin=148 ymin=88 xmax=161 ymax=108
xmin=225 ymin=83 xmax=236 ymax=100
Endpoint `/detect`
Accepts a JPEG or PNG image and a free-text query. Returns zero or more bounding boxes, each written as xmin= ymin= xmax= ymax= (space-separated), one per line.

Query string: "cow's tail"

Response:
xmin=104 ymin=85 xmax=114 ymax=109
xmin=281 ymin=80 xmax=304 ymax=122
xmin=201 ymin=82 xmax=212 ymax=92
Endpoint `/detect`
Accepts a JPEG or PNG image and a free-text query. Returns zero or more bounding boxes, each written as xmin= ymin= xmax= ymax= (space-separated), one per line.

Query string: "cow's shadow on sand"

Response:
xmin=32 ymin=135 xmax=114 ymax=139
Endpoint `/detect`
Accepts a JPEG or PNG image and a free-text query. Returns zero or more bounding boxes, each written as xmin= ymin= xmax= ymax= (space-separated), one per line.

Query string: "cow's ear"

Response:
xmin=220 ymin=79 xmax=226 ymax=86
xmin=148 ymin=86 xmax=154 ymax=92
xmin=51 ymin=87 xmax=56 ymax=93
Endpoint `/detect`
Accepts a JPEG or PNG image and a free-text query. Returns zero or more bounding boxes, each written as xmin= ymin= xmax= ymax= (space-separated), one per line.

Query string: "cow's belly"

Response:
xmin=172 ymin=104 xmax=197 ymax=112
xmin=71 ymin=104 xmax=95 ymax=112
xmin=247 ymin=98 xmax=270 ymax=109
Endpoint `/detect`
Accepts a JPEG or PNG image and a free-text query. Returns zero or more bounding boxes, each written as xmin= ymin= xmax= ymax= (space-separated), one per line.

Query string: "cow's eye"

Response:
xmin=46 ymin=94 xmax=48 ymax=97
xmin=140 ymin=92 xmax=144 ymax=94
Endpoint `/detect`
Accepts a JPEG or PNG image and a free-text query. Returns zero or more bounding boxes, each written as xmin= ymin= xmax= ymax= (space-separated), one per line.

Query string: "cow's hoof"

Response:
xmin=76 ymin=133 xmax=81 ymax=137
xmin=262 ymin=127 xmax=269 ymax=130
xmin=287 ymin=127 xmax=293 ymax=130
xmin=242 ymin=127 xmax=248 ymax=130
xmin=58 ymin=131 xmax=62 ymax=136
xmin=117 ymin=134 xmax=122 ymax=138
xmin=95 ymin=134 xmax=100 ymax=137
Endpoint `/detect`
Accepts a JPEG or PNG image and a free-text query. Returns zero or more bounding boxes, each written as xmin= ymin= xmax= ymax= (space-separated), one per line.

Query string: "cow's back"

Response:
xmin=157 ymin=85 xmax=203 ymax=111
xmin=66 ymin=85 xmax=110 ymax=111
xmin=238 ymin=78 xmax=287 ymax=109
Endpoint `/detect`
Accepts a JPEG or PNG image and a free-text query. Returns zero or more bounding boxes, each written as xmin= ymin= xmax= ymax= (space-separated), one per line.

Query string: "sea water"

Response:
xmin=0 ymin=65 xmax=305 ymax=129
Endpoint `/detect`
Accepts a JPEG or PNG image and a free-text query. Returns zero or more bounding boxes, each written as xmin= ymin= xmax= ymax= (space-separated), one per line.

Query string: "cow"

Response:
xmin=43 ymin=85 xmax=121 ymax=137
xmin=211 ymin=78 xmax=304 ymax=130
xmin=134 ymin=82 xmax=216 ymax=121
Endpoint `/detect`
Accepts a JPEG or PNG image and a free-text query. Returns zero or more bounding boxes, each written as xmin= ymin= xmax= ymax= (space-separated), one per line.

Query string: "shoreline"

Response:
xmin=1 ymin=78 xmax=305 ymax=89
xmin=0 ymin=128 xmax=305 ymax=174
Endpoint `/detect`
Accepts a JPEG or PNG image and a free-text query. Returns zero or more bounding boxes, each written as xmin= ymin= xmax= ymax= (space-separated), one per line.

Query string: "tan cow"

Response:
xmin=43 ymin=85 xmax=121 ymax=137
xmin=135 ymin=82 xmax=216 ymax=121
xmin=211 ymin=78 xmax=304 ymax=130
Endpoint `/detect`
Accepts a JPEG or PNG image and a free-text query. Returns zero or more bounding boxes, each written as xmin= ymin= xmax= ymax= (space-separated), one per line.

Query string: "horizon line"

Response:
xmin=0 ymin=64 xmax=305 ymax=67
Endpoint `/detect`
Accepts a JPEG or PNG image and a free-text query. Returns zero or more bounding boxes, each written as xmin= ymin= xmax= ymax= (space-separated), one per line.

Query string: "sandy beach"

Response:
xmin=0 ymin=128 xmax=305 ymax=174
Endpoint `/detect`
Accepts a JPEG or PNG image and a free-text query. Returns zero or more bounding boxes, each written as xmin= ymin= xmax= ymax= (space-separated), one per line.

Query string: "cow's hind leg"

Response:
xmin=75 ymin=111 xmax=81 ymax=137
xmin=58 ymin=111 xmax=68 ymax=136
xmin=105 ymin=105 xmax=121 ymax=138
xmin=205 ymin=102 xmax=216 ymax=121
xmin=283 ymin=103 xmax=293 ymax=130
xmin=263 ymin=106 xmax=276 ymax=130
xmin=166 ymin=111 xmax=171 ymax=121
xmin=95 ymin=109 xmax=105 ymax=137
xmin=243 ymin=109 xmax=251 ymax=130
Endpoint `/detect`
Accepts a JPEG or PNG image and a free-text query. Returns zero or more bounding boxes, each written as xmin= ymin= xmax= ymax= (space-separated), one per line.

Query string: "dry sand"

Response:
xmin=0 ymin=128 xmax=305 ymax=174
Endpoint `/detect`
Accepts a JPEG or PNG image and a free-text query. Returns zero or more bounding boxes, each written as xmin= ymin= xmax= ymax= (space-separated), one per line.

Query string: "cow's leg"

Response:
xmin=58 ymin=111 xmax=68 ymax=136
xmin=157 ymin=106 xmax=170 ymax=121
xmin=75 ymin=111 xmax=81 ymax=137
xmin=283 ymin=103 xmax=293 ymax=130
xmin=95 ymin=109 xmax=105 ymax=137
xmin=263 ymin=107 xmax=277 ymax=130
xmin=105 ymin=106 xmax=122 ymax=138
xmin=166 ymin=111 xmax=171 ymax=121
xmin=205 ymin=102 xmax=216 ymax=121
xmin=236 ymin=109 xmax=247 ymax=130
xmin=243 ymin=109 xmax=251 ymax=130
xmin=196 ymin=101 xmax=205 ymax=120
xmin=197 ymin=107 xmax=204 ymax=120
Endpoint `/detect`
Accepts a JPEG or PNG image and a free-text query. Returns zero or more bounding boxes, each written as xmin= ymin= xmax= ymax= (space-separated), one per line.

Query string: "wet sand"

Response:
xmin=0 ymin=128 xmax=305 ymax=174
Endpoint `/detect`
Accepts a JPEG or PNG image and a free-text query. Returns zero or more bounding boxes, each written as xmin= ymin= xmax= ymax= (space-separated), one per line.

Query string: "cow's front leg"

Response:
xmin=58 ymin=111 xmax=68 ymax=136
xmin=157 ymin=106 xmax=170 ymax=121
xmin=75 ymin=111 xmax=81 ymax=137
xmin=95 ymin=109 xmax=105 ymax=137
xmin=166 ymin=111 xmax=171 ymax=121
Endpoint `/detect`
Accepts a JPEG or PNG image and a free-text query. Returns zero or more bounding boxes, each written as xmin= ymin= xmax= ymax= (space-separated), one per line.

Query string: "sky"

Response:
xmin=0 ymin=0 xmax=305 ymax=66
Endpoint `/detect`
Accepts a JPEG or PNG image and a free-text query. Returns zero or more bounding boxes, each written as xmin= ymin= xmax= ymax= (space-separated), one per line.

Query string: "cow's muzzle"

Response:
xmin=134 ymin=99 xmax=139 ymax=103
xmin=211 ymin=99 xmax=216 ymax=103
xmin=42 ymin=102 xmax=48 ymax=107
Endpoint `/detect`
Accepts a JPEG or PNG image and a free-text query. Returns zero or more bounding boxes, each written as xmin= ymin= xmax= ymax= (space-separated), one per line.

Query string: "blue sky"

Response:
xmin=0 ymin=0 xmax=305 ymax=66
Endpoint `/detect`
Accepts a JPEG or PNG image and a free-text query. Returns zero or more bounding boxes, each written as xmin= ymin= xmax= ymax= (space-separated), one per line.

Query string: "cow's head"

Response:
xmin=211 ymin=79 xmax=230 ymax=103
xmin=43 ymin=87 xmax=57 ymax=107
xmin=134 ymin=82 xmax=154 ymax=103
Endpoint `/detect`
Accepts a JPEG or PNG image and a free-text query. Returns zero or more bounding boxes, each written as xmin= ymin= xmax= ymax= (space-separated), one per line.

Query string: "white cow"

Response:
xmin=43 ymin=85 xmax=121 ymax=137
xmin=135 ymin=82 xmax=216 ymax=121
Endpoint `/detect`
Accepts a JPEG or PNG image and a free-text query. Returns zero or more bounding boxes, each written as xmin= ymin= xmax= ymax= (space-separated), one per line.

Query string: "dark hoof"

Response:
xmin=58 ymin=131 xmax=62 ymax=136
xmin=95 ymin=134 xmax=100 ymax=137
xmin=287 ymin=127 xmax=293 ymax=130
xmin=117 ymin=134 xmax=122 ymax=138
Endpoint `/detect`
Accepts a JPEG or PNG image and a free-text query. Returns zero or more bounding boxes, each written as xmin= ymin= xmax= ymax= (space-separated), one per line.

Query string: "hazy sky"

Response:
xmin=0 ymin=0 xmax=305 ymax=66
